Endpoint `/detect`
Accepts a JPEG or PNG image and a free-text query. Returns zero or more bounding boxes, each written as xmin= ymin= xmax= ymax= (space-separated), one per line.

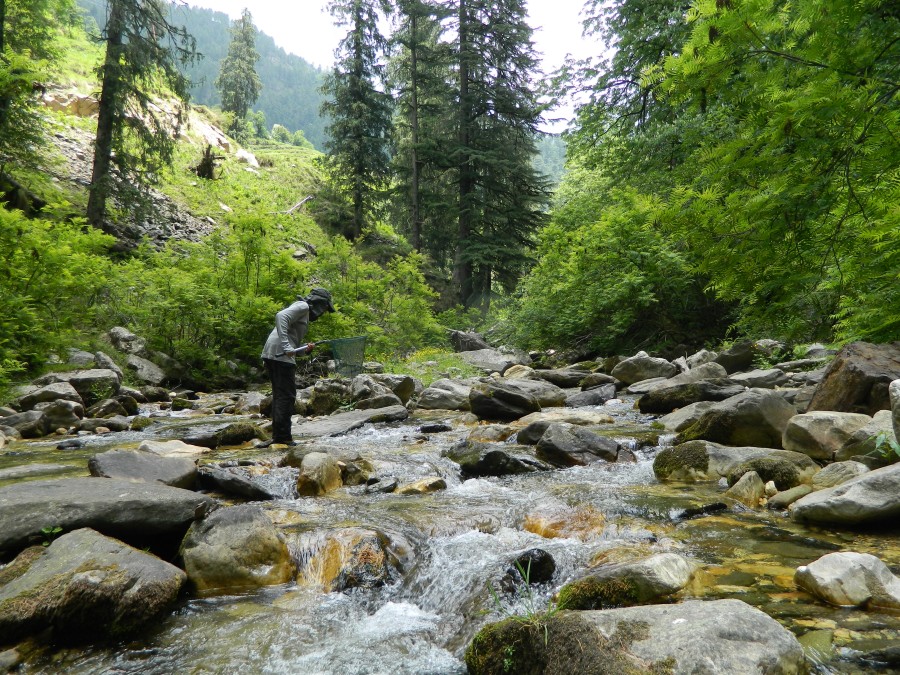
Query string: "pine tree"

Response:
xmin=321 ymin=0 xmax=394 ymax=240
xmin=214 ymin=8 xmax=262 ymax=125
xmin=86 ymin=0 xmax=198 ymax=231
xmin=451 ymin=0 xmax=549 ymax=309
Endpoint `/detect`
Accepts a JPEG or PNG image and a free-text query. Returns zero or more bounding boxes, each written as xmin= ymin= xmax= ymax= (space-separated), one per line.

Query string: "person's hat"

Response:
xmin=303 ymin=287 xmax=336 ymax=313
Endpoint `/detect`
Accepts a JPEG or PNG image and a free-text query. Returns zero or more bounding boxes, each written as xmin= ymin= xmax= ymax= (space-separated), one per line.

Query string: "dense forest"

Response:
xmin=0 ymin=0 xmax=898 ymax=394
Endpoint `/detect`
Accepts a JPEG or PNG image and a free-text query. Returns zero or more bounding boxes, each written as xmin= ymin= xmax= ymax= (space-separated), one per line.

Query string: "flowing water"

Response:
xmin=2 ymin=396 xmax=899 ymax=674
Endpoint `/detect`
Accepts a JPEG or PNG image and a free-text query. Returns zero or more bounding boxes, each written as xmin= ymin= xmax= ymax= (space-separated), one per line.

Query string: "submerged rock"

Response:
xmin=445 ymin=441 xmax=549 ymax=477
xmin=0 ymin=528 xmax=185 ymax=643
xmin=295 ymin=527 xmax=400 ymax=592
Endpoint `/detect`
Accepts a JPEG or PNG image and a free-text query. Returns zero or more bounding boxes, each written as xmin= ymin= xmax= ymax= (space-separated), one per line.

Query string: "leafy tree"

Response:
xmin=215 ymin=8 xmax=262 ymax=128
xmin=320 ymin=0 xmax=394 ymax=240
xmin=86 ymin=0 xmax=198 ymax=231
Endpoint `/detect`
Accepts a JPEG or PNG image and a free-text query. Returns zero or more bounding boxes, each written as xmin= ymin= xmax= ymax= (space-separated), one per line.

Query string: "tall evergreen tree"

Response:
xmin=86 ymin=0 xmax=198 ymax=231
xmin=214 ymin=8 xmax=262 ymax=124
xmin=321 ymin=0 xmax=393 ymax=240
xmin=451 ymin=0 xmax=549 ymax=309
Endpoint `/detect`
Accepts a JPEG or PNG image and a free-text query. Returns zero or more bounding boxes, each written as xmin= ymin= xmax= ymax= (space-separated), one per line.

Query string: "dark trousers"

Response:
xmin=264 ymin=359 xmax=296 ymax=442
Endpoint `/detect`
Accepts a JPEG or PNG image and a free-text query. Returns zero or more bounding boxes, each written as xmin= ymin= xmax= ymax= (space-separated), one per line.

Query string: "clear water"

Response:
xmin=3 ymin=396 xmax=899 ymax=673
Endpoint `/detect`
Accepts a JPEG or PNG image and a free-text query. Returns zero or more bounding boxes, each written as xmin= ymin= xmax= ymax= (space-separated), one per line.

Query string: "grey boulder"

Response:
xmin=790 ymin=462 xmax=900 ymax=527
xmin=795 ymin=551 xmax=900 ymax=609
xmin=88 ymin=450 xmax=197 ymax=489
xmin=536 ymin=423 xmax=620 ymax=467
xmin=610 ymin=352 xmax=676 ymax=385
xmin=676 ymin=389 xmax=796 ymax=448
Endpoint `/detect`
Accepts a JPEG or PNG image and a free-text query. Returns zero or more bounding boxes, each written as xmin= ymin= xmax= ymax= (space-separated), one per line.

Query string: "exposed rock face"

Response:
xmin=676 ymin=389 xmax=796 ymax=448
xmin=416 ymin=379 xmax=472 ymax=411
xmin=179 ymin=505 xmax=294 ymax=593
xmin=465 ymin=599 xmax=805 ymax=675
xmin=610 ymin=352 xmax=676 ymax=385
xmin=790 ymin=463 xmax=900 ymax=527
xmin=0 ymin=528 xmax=185 ymax=643
xmin=637 ymin=380 xmax=746 ymax=414
xmin=557 ymin=553 xmax=697 ymax=609
xmin=535 ymin=423 xmax=620 ymax=467
xmin=445 ymin=441 xmax=549 ymax=477
xmin=459 ymin=348 xmax=530 ymax=375
xmin=795 ymin=552 xmax=900 ymax=609
xmin=808 ymin=341 xmax=900 ymax=415
xmin=469 ymin=381 xmax=541 ymax=422
xmin=782 ymin=411 xmax=873 ymax=461
xmin=449 ymin=330 xmax=491 ymax=352
xmin=0 ymin=478 xmax=215 ymax=556
xmin=88 ymin=450 xmax=197 ymax=489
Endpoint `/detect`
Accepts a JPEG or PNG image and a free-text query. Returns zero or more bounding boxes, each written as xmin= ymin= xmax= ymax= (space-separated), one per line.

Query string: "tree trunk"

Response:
xmin=87 ymin=0 xmax=126 ymax=230
xmin=409 ymin=10 xmax=422 ymax=251
xmin=453 ymin=0 xmax=474 ymax=306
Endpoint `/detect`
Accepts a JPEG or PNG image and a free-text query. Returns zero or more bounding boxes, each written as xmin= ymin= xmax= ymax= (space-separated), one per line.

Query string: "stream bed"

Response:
xmin=2 ymin=395 xmax=899 ymax=674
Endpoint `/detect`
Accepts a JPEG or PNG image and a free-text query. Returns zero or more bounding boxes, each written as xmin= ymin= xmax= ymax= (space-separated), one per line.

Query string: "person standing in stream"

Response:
xmin=260 ymin=288 xmax=335 ymax=446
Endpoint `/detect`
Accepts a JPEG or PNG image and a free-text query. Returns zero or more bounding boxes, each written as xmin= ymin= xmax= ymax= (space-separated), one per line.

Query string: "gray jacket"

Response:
xmin=260 ymin=300 xmax=310 ymax=363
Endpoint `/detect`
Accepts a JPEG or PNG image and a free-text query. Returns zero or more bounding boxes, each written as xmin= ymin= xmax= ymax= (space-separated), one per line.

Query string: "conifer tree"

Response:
xmin=215 ymin=8 xmax=262 ymax=124
xmin=321 ymin=0 xmax=393 ymax=240
xmin=86 ymin=0 xmax=197 ymax=231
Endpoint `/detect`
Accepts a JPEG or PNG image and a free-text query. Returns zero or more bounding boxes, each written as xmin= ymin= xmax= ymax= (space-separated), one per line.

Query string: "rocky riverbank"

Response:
xmin=1 ymin=334 xmax=899 ymax=673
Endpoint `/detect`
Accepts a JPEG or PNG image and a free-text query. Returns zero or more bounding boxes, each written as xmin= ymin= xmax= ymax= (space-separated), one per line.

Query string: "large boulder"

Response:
xmin=371 ymin=373 xmax=418 ymax=404
xmin=654 ymin=440 xmax=819 ymax=483
xmin=891 ymin=379 xmax=900 ymax=448
xmin=35 ymin=399 xmax=84 ymax=431
xmin=811 ymin=461 xmax=870 ymax=490
xmin=350 ymin=374 xmax=403 ymax=410
xmin=658 ymin=401 xmax=716 ymax=432
xmin=13 ymin=381 xmax=83 ymax=411
xmin=125 ymin=355 xmax=167 ymax=386
xmin=565 ymin=384 xmax=616 ymax=408
xmin=533 ymin=367 xmax=590 ymax=388
xmin=179 ymin=505 xmax=294 ymax=593
xmin=795 ymin=552 xmax=900 ymax=610
xmin=729 ymin=368 xmax=789 ymax=389
xmin=417 ymin=379 xmax=472 ymax=411
xmin=535 ymin=423 xmax=620 ymax=467
xmin=790 ymin=463 xmax=900 ymax=527
xmin=724 ymin=470 xmax=766 ymax=508
xmin=512 ymin=409 xmax=614 ymax=430
xmin=459 ymin=348 xmax=530 ymax=375
xmin=88 ymin=450 xmax=197 ymax=489
xmin=296 ymin=452 xmax=342 ymax=496
xmin=294 ymin=405 xmax=409 ymax=438
xmin=0 ymin=410 xmax=48 ymax=438
xmin=610 ymin=352 xmax=676 ymax=385
xmin=782 ymin=411 xmax=873 ymax=461
xmin=808 ymin=341 xmax=900 ymax=415
xmin=714 ymin=340 xmax=760 ymax=374
xmin=0 ymin=528 xmax=185 ymax=643
xmin=557 ymin=553 xmax=697 ymax=609
xmin=449 ymin=330 xmax=491 ymax=352
xmin=32 ymin=368 xmax=121 ymax=405
xmin=637 ymin=380 xmax=747 ymax=414
xmin=445 ymin=441 xmax=550 ymax=477
xmin=496 ymin=377 xmax=566 ymax=408
xmin=197 ymin=465 xmax=282 ymax=500
xmin=465 ymin=599 xmax=805 ymax=675
xmin=108 ymin=326 xmax=147 ymax=355
xmin=469 ymin=381 xmax=541 ymax=422
xmin=139 ymin=439 xmax=209 ymax=458
xmin=630 ymin=362 xmax=729 ymax=396
xmin=0 ymin=478 xmax=215 ymax=557
xmin=676 ymin=389 xmax=796 ymax=448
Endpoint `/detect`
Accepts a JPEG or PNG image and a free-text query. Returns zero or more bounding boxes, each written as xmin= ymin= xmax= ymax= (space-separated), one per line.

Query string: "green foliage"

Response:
xmin=506 ymin=169 xmax=723 ymax=353
xmin=871 ymin=431 xmax=900 ymax=462
xmin=40 ymin=525 xmax=63 ymax=546
xmin=383 ymin=347 xmax=481 ymax=386
xmin=215 ymin=9 xmax=262 ymax=121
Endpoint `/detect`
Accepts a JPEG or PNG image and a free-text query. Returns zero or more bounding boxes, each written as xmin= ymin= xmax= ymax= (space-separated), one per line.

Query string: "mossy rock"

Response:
xmin=130 ymin=415 xmax=155 ymax=432
xmin=170 ymin=397 xmax=194 ymax=412
xmin=214 ymin=421 xmax=265 ymax=447
xmin=465 ymin=612 xmax=665 ymax=675
xmin=726 ymin=457 xmax=801 ymax=490
xmin=652 ymin=441 xmax=710 ymax=481
xmin=557 ymin=575 xmax=641 ymax=610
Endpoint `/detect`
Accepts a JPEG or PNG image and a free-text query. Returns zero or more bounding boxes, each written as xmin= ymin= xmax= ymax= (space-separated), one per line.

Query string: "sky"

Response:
xmin=184 ymin=0 xmax=600 ymax=128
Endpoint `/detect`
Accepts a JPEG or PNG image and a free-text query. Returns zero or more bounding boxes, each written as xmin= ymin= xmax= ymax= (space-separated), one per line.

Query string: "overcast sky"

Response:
xmin=184 ymin=1 xmax=597 ymax=70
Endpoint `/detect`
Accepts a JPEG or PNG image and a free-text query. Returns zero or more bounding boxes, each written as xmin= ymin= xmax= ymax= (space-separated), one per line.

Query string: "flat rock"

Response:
xmin=729 ymin=368 xmax=789 ymax=389
xmin=88 ymin=450 xmax=197 ymax=489
xmin=416 ymin=379 xmax=473 ymax=411
xmin=469 ymin=381 xmax=541 ymax=422
xmin=198 ymin=465 xmax=282 ymax=500
xmin=139 ymin=439 xmax=209 ymax=458
xmin=294 ymin=405 xmax=409 ymax=438
xmin=0 ymin=478 xmax=215 ymax=556
xmin=811 ymin=461 xmax=869 ymax=490
xmin=637 ymin=380 xmax=747 ymax=414
xmin=511 ymin=410 xmax=614 ymax=429
xmin=565 ymin=384 xmax=616 ymax=408
xmin=0 ymin=528 xmax=185 ymax=643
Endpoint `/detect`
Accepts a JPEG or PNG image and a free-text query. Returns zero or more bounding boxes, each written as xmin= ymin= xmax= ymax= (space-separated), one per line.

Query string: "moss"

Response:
xmin=130 ymin=415 xmax=154 ymax=431
xmin=465 ymin=613 xmax=664 ymax=675
xmin=0 ymin=547 xmax=45 ymax=586
xmin=726 ymin=458 xmax=801 ymax=490
xmin=652 ymin=441 xmax=710 ymax=480
xmin=556 ymin=575 xmax=640 ymax=610
xmin=215 ymin=421 xmax=264 ymax=447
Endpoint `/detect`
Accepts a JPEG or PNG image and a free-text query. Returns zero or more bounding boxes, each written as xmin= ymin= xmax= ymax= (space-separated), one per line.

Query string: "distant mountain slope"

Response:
xmin=77 ymin=0 xmax=329 ymax=150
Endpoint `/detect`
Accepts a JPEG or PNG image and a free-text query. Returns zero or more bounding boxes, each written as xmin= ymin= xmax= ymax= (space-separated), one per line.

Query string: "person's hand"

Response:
xmin=305 ymin=342 xmax=316 ymax=354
